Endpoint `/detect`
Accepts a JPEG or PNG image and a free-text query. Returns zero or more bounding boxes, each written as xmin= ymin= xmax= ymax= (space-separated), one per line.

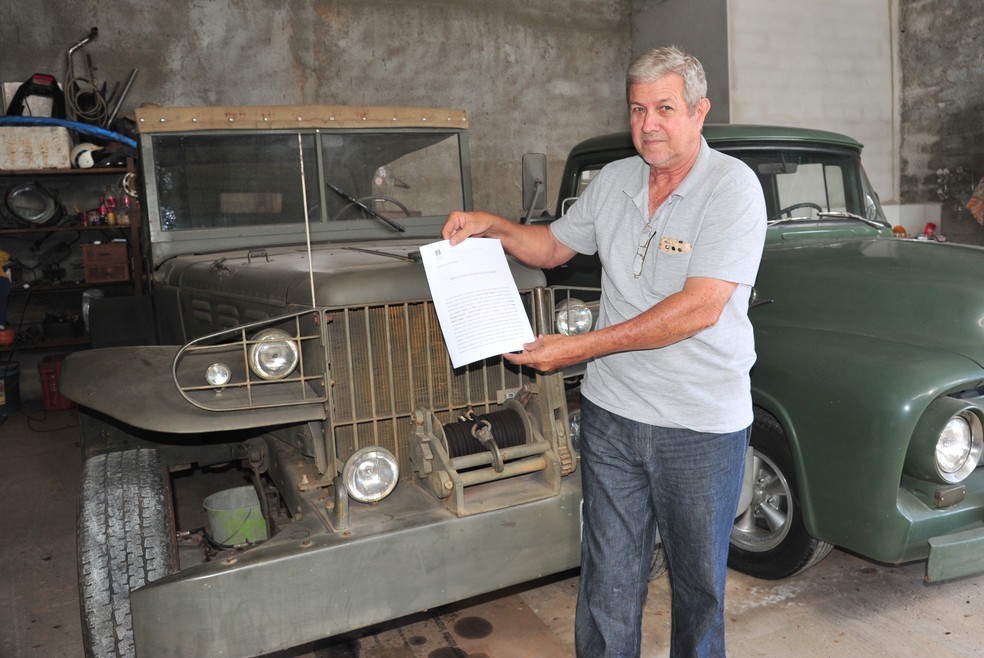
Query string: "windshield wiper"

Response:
xmin=817 ymin=210 xmax=889 ymax=229
xmin=341 ymin=246 xmax=418 ymax=262
xmin=767 ymin=211 xmax=888 ymax=229
xmin=325 ymin=180 xmax=406 ymax=232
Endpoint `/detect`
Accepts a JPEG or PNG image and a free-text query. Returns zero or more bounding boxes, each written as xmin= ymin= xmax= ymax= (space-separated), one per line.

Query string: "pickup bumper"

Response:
xmin=892 ymin=470 xmax=984 ymax=582
xmin=131 ymin=477 xmax=582 ymax=657
xmin=927 ymin=524 xmax=984 ymax=582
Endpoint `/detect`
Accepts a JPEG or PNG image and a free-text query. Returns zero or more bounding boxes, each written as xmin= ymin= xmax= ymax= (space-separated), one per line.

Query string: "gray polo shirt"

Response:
xmin=550 ymin=137 xmax=766 ymax=433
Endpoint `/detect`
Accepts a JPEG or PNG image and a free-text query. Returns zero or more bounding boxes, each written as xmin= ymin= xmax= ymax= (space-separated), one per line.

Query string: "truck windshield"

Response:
xmin=150 ymin=130 xmax=465 ymax=232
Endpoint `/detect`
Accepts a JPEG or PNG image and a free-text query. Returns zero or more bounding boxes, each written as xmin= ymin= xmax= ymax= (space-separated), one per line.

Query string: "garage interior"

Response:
xmin=2 ymin=0 xmax=983 ymax=656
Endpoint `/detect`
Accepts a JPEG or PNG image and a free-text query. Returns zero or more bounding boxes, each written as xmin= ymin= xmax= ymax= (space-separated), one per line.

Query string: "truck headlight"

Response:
xmin=555 ymin=298 xmax=593 ymax=335
xmin=248 ymin=328 xmax=299 ymax=380
xmin=935 ymin=412 xmax=983 ymax=483
xmin=205 ymin=362 xmax=232 ymax=386
xmin=343 ymin=447 xmax=399 ymax=503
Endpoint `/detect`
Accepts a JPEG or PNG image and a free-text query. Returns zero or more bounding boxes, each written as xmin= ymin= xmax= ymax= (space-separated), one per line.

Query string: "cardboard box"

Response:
xmin=0 ymin=126 xmax=72 ymax=170
xmin=82 ymin=243 xmax=130 ymax=284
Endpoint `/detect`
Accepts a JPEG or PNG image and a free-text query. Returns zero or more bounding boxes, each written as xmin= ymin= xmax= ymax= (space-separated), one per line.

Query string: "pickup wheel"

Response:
xmin=727 ymin=412 xmax=833 ymax=579
xmin=78 ymin=449 xmax=178 ymax=658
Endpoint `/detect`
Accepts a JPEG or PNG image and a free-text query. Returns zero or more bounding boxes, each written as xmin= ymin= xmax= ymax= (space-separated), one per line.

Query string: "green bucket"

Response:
xmin=203 ymin=485 xmax=268 ymax=546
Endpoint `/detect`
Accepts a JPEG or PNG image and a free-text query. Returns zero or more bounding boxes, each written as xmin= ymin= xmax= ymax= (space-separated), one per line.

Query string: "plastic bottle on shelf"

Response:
xmin=104 ymin=185 xmax=117 ymax=226
xmin=120 ymin=195 xmax=132 ymax=226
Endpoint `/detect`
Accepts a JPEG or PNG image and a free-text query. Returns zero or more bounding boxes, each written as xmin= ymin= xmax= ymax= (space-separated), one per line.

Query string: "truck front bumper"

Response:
xmin=131 ymin=477 xmax=582 ymax=657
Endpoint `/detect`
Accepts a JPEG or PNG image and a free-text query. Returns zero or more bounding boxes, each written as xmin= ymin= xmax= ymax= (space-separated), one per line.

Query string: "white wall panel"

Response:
xmin=728 ymin=0 xmax=898 ymax=201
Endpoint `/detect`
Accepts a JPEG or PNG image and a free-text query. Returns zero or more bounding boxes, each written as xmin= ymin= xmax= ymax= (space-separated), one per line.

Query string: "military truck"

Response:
xmin=62 ymin=105 xmax=579 ymax=658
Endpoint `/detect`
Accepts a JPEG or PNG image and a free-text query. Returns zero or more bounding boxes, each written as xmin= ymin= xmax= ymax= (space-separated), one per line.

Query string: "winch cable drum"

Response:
xmin=410 ymin=398 xmax=563 ymax=514
xmin=443 ymin=402 xmax=552 ymax=480
xmin=442 ymin=408 xmax=528 ymax=459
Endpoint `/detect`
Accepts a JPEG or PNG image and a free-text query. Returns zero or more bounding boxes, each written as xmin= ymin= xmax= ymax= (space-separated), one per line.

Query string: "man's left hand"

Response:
xmin=503 ymin=334 xmax=582 ymax=373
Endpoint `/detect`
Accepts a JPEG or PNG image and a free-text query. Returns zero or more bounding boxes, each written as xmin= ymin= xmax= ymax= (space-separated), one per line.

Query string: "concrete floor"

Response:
xmin=2 ymin=403 xmax=983 ymax=658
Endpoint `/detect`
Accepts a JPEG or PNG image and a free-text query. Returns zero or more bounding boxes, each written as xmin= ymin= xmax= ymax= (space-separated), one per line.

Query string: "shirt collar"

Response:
xmin=624 ymin=136 xmax=711 ymax=214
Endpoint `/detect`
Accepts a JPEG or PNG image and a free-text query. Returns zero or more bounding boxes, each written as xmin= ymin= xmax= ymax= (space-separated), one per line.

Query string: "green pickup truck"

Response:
xmin=547 ymin=125 xmax=984 ymax=584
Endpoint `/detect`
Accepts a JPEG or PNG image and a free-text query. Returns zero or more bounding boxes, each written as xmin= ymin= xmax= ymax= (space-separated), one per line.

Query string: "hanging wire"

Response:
xmin=64 ymin=28 xmax=108 ymax=125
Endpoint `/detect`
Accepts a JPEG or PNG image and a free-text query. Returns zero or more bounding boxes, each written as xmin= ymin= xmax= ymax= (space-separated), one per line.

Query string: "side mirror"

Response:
xmin=521 ymin=153 xmax=547 ymax=223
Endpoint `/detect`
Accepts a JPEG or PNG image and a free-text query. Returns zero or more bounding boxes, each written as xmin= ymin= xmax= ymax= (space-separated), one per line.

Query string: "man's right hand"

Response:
xmin=442 ymin=210 xmax=577 ymax=269
xmin=442 ymin=210 xmax=500 ymax=246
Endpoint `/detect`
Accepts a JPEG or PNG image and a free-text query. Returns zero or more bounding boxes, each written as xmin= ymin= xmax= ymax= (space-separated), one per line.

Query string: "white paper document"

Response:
xmin=419 ymin=238 xmax=535 ymax=369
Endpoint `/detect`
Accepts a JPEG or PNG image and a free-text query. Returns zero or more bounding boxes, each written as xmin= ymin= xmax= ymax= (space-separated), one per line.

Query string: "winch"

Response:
xmin=410 ymin=392 xmax=571 ymax=516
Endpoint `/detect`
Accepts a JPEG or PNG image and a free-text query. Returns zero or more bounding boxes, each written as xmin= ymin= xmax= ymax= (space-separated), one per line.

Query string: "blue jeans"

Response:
xmin=575 ymin=397 xmax=750 ymax=658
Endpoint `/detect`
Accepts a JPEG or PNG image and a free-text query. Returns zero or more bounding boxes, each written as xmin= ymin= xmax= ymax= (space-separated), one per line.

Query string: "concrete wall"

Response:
xmin=630 ymin=0 xmax=731 ymax=124
xmin=3 ymin=1 xmax=982 ymax=229
xmin=629 ymin=0 xmax=897 ymax=209
xmin=898 ymin=0 xmax=984 ymax=245
xmin=1 ymin=0 xmax=632 ymax=217
xmin=727 ymin=0 xmax=897 ymax=208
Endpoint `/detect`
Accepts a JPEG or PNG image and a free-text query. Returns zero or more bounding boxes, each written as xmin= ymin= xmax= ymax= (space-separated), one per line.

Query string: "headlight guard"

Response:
xmin=173 ymin=310 xmax=327 ymax=411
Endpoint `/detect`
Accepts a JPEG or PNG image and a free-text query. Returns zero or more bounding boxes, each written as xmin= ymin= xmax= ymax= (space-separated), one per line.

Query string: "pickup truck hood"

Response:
xmin=156 ymin=239 xmax=546 ymax=308
xmin=754 ymin=236 xmax=984 ymax=368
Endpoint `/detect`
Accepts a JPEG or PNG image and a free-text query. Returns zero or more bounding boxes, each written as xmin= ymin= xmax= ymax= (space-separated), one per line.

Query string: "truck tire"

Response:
xmin=78 ymin=448 xmax=178 ymax=658
xmin=727 ymin=411 xmax=833 ymax=579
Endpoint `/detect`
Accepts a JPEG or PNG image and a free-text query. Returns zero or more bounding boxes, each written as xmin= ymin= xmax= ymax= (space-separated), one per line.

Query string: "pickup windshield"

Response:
xmin=737 ymin=149 xmax=888 ymax=225
xmin=561 ymin=145 xmax=887 ymax=227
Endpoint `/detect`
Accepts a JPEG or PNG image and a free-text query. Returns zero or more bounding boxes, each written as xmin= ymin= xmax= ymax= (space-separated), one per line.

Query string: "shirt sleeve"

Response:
xmin=549 ymin=190 xmax=599 ymax=256
xmin=548 ymin=158 xmax=639 ymax=256
xmin=686 ymin=162 xmax=767 ymax=286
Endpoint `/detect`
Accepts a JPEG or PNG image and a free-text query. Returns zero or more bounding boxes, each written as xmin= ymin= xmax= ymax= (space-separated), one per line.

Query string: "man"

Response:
xmin=443 ymin=46 xmax=766 ymax=657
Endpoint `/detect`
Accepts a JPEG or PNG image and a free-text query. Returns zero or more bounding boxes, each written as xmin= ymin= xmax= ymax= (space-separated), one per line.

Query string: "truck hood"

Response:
xmin=753 ymin=236 xmax=984 ymax=368
xmin=156 ymin=239 xmax=547 ymax=308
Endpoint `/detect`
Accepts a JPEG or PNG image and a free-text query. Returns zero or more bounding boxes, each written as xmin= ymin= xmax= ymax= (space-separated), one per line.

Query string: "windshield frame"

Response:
xmin=139 ymin=116 xmax=471 ymax=264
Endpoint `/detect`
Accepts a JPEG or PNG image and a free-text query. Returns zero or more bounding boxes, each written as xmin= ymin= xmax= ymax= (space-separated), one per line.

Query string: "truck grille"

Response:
xmin=326 ymin=297 xmax=536 ymax=477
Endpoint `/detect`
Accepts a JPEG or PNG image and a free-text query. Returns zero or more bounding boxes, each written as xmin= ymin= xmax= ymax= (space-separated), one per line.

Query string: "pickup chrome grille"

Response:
xmin=326 ymin=297 xmax=536 ymax=477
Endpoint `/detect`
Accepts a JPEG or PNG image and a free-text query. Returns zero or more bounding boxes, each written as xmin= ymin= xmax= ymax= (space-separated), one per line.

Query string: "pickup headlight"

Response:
xmin=904 ymin=399 xmax=984 ymax=485
xmin=248 ymin=328 xmax=300 ymax=380
xmin=555 ymin=298 xmax=594 ymax=335
xmin=935 ymin=412 xmax=983 ymax=483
